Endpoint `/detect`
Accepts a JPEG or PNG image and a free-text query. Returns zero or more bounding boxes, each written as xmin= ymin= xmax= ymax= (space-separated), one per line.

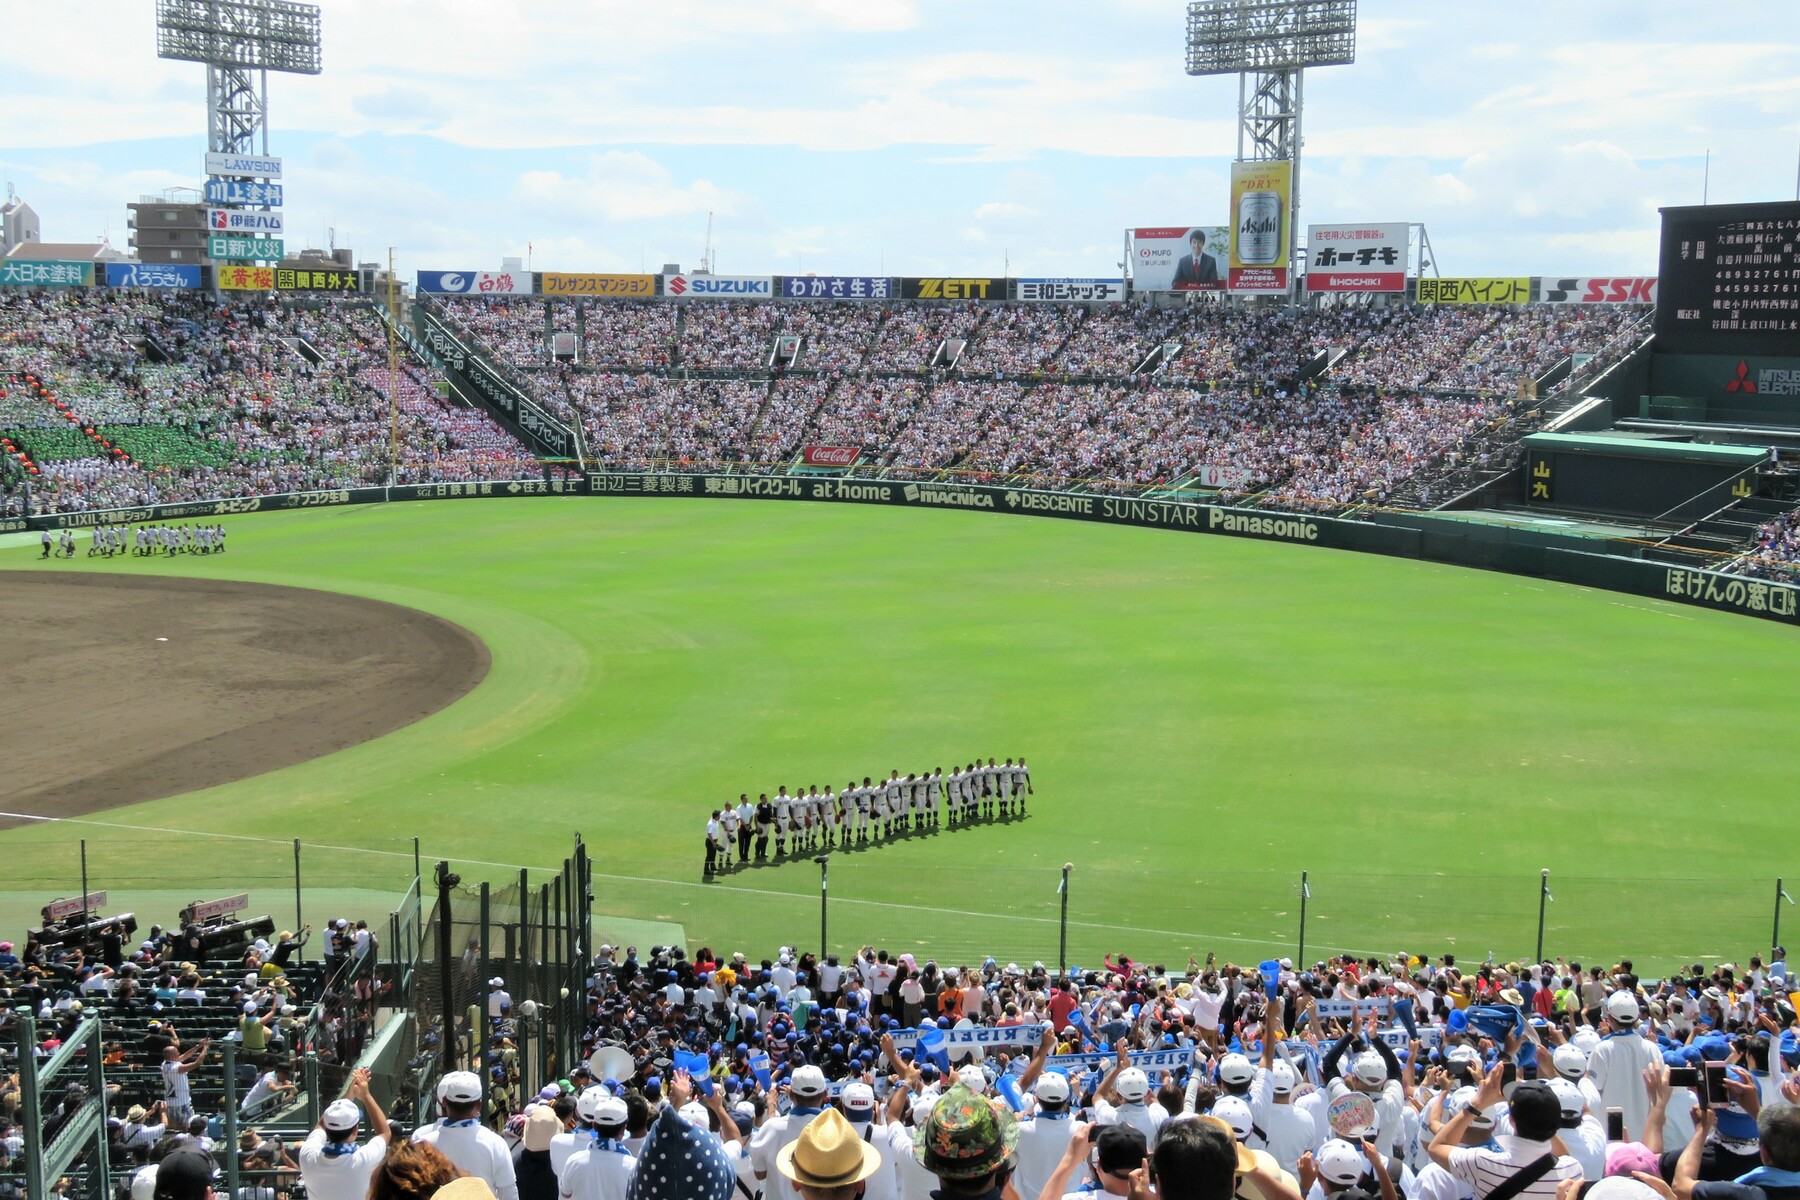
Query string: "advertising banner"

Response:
xmin=1229 ymin=160 xmax=1292 ymax=294
xmin=105 ymin=262 xmax=202 ymax=289
xmin=208 ymin=208 xmax=284 ymax=235
xmin=416 ymin=270 xmax=532 ymax=296
xmin=0 ymin=260 xmax=94 ymax=286
xmin=205 ymin=179 xmax=282 ymax=207
xmin=1013 ymin=278 xmax=1127 ymax=303
xmin=1305 ymin=223 xmax=1407 ymax=292
xmin=216 ymin=266 xmax=275 ymax=291
xmin=662 ymin=274 xmax=773 ymax=299
xmin=1416 ymin=277 xmax=1531 ymax=305
xmin=899 ymin=277 xmax=1004 ymax=301
xmin=802 ymin=446 xmax=861 ymax=468
xmin=208 ymin=235 xmax=284 ymax=261
xmin=205 ymin=151 xmax=282 ymax=178
xmin=540 ymin=272 xmax=656 ymax=297
xmin=780 ymin=275 xmax=892 ymax=300
xmin=276 ymin=267 xmax=360 ymax=292
xmin=43 ymin=892 xmax=107 ymax=922
xmin=1193 ymin=464 xmax=1256 ymax=490
xmin=1537 ymin=277 xmax=1658 ymax=305
xmin=182 ymin=893 xmax=250 ymax=924
xmin=1130 ymin=227 xmax=1227 ymax=291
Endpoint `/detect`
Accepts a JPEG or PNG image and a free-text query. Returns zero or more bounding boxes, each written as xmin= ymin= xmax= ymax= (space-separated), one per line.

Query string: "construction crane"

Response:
xmin=698 ymin=211 xmax=713 ymax=275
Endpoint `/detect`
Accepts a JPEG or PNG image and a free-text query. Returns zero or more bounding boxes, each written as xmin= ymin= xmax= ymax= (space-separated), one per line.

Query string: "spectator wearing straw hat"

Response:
xmin=776 ymin=1108 xmax=883 ymax=1200
xmin=513 ymin=1107 xmax=561 ymax=1200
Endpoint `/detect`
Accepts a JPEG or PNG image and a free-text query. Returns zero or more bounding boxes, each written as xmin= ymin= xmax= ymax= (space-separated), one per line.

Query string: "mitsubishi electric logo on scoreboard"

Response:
xmin=208 ymin=208 xmax=284 ymax=234
xmin=1725 ymin=360 xmax=1800 ymax=396
xmin=662 ymin=274 xmax=773 ymax=298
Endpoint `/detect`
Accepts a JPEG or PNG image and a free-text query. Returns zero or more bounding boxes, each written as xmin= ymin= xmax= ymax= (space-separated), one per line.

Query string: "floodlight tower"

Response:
xmin=1186 ymin=0 xmax=1357 ymax=303
xmin=155 ymin=0 xmax=322 ymax=158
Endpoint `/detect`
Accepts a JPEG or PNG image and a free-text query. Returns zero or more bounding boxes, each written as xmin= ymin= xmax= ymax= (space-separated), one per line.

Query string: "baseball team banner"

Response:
xmin=216 ymin=266 xmax=276 ymax=292
xmin=1193 ymin=464 xmax=1256 ymax=490
xmin=1046 ymin=1048 xmax=1195 ymax=1073
xmin=1310 ymin=998 xmax=1392 ymax=1019
xmin=208 ymin=208 xmax=284 ymax=235
xmin=802 ymin=446 xmax=861 ymax=468
xmin=417 ymin=270 xmax=533 ymax=296
xmin=1013 ymin=278 xmax=1127 ymax=303
xmin=540 ymin=272 xmax=656 ymax=297
xmin=105 ymin=262 xmax=201 ymax=289
xmin=1229 ymin=160 xmax=1292 ymax=294
xmin=781 ymin=276 xmax=893 ymax=300
xmin=1417 ymin=277 xmax=1532 ymax=305
xmin=941 ymin=1026 xmax=1049 ymax=1049
xmin=1537 ymin=277 xmax=1658 ymax=305
xmin=1306 ymin=223 xmax=1408 ymax=292
xmin=1 ymin=260 xmax=95 ymax=287
xmin=662 ymin=274 xmax=773 ymax=299
xmin=205 ymin=179 xmax=282 ymax=207
xmin=900 ymin=277 xmax=1005 ymax=301
xmin=205 ymin=151 xmax=282 ymax=178
xmin=1130 ymin=227 xmax=1227 ymax=292
xmin=276 ymin=267 xmax=360 ymax=292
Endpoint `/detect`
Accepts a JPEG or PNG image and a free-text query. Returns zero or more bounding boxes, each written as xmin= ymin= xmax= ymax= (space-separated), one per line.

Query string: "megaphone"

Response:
xmin=588 ymin=1044 xmax=635 ymax=1084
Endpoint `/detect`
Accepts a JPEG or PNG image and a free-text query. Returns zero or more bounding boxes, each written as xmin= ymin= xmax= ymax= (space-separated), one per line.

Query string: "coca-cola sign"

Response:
xmin=803 ymin=445 xmax=861 ymax=467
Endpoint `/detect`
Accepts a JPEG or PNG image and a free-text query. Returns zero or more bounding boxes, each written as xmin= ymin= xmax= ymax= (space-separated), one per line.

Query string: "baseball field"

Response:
xmin=2 ymin=496 xmax=1796 ymax=974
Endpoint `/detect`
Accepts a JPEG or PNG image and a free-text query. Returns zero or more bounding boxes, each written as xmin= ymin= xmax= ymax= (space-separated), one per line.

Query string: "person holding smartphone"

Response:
xmin=1428 ymin=1064 xmax=1583 ymax=1200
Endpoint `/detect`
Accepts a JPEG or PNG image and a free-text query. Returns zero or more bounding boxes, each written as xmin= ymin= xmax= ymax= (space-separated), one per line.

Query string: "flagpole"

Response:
xmin=1059 ymin=863 xmax=1072 ymax=976
xmin=1536 ymin=869 xmax=1550 ymax=964
xmin=1298 ymin=870 xmax=1309 ymax=968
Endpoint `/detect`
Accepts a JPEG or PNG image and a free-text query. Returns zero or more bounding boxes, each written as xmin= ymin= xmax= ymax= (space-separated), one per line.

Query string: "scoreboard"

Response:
xmin=1656 ymin=200 xmax=1800 ymax=356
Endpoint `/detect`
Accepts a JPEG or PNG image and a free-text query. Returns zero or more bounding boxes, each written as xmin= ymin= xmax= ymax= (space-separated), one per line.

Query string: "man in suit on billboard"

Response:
xmin=1174 ymin=229 xmax=1221 ymax=285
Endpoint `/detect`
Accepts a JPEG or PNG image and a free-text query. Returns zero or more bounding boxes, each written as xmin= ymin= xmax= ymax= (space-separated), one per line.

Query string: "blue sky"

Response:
xmin=4 ymin=0 xmax=1797 ymax=280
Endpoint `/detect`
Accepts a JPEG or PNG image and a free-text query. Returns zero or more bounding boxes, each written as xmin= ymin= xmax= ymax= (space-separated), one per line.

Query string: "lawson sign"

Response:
xmin=208 ymin=208 xmax=284 ymax=235
xmin=662 ymin=274 xmax=773 ymax=299
xmin=205 ymin=152 xmax=282 ymax=178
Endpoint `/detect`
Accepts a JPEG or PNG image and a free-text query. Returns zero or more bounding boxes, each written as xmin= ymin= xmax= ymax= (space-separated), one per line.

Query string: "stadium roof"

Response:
xmin=1521 ymin=432 xmax=1768 ymax=467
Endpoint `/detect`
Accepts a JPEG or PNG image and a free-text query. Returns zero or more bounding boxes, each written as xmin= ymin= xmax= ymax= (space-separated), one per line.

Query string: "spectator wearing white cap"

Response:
xmin=1411 ymin=1087 xmax=1496 ymax=1200
xmin=830 ymin=1079 xmax=902 ymax=1200
xmin=1014 ymin=1070 xmax=1077 ymax=1200
xmin=298 ymin=1067 xmax=389 ymax=1200
xmin=1429 ymin=1065 xmax=1581 ymax=1200
xmin=1324 ymin=1027 xmax=1407 ymax=1160
xmin=1255 ymin=1004 xmax=1325 ymax=1176
xmin=557 ymin=1088 xmax=635 ymax=1200
xmin=1546 ymin=1077 xmax=1605 ymax=1182
xmin=1587 ymin=992 xmax=1658 ymax=1141
xmin=415 ymin=1071 xmax=519 ymax=1200
xmin=489 ymin=978 xmax=513 ymax=1018
xmin=1303 ymin=1136 xmax=1381 ymax=1200
xmin=749 ymin=1065 xmax=832 ymax=1200
xmin=1094 ymin=1042 xmax=1166 ymax=1141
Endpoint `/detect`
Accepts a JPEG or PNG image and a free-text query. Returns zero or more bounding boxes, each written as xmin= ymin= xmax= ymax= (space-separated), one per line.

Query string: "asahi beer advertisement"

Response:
xmin=1228 ymin=160 xmax=1292 ymax=294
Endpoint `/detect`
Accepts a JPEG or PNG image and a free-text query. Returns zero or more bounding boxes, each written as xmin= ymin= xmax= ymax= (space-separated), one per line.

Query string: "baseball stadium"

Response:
xmin=4 ymin=3 xmax=1800 ymax=1199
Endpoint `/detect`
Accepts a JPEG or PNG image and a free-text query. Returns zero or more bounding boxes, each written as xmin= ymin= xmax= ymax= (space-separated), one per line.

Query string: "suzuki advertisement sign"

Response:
xmin=662 ymin=274 xmax=773 ymax=299
xmin=208 ymin=208 xmax=285 ymax=235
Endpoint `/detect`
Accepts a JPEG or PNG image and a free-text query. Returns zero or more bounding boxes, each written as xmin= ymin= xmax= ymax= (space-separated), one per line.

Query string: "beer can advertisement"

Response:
xmin=1228 ymin=160 xmax=1292 ymax=294
xmin=1129 ymin=227 xmax=1228 ymax=292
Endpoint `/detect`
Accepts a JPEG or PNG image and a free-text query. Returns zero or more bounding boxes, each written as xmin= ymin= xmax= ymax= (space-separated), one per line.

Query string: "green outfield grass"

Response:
xmin=3 ymin=497 xmax=1797 ymax=974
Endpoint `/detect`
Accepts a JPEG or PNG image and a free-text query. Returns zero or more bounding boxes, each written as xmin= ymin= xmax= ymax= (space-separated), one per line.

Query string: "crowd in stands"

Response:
xmin=428 ymin=295 xmax=1638 ymax=506
xmin=0 ymin=289 xmax=1647 ymax=522
xmin=1724 ymin=510 xmax=1800 ymax=580
xmin=0 ymin=291 xmax=561 ymax=517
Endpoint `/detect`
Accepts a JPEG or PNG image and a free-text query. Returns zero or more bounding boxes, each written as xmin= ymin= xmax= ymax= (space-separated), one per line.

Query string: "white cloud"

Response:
xmin=512 ymin=152 xmax=744 ymax=224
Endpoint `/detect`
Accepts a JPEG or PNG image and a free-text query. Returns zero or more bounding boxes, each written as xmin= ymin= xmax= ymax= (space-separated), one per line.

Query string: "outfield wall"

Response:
xmin=6 ymin=471 xmax=1796 ymax=628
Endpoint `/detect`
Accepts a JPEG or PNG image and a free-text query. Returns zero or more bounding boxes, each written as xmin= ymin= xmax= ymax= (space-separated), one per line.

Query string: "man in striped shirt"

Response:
xmin=1429 ymin=1065 xmax=1583 ymax=1200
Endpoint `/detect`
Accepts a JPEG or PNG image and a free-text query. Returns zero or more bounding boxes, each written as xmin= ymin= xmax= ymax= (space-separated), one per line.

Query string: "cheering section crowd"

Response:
xmin=434 ymin=297 xmax=1644 ymax=505
xmin=0 ymin=290 xmax=561 ymax=518
xmin=294 ymin=945 xmax=1800 ymax=1200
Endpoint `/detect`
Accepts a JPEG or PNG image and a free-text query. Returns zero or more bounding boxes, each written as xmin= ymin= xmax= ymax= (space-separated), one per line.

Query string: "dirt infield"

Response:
xmin=0 ymin=572 xmax=490 ymax=822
